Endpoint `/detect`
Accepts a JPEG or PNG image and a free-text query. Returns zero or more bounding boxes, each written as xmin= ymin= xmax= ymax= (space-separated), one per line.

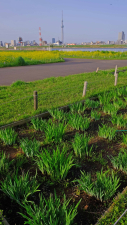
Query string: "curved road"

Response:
xmin=0 ymin=58 xmax=127 ymax=86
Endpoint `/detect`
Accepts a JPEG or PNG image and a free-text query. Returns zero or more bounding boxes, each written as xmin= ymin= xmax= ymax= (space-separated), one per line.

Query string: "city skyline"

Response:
xmin=1 ymin=0 xmax=127 ymax=43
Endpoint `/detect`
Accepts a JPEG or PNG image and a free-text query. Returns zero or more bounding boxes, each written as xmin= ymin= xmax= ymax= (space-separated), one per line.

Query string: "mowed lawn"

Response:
xmin=0 ymin=66 xmax=127 ymax=127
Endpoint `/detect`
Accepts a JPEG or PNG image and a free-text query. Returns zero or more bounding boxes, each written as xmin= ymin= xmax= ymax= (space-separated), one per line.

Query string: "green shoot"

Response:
xmin=19 ymin=190 xmax=81 ymax=225
xmin=98 ymin=124 xmax=116 ymax=140
xmin=0 ymin=128 xmax=17 ymax=145
xmin=72 ymin=133 xmax=93 ymax=158
xmin=35 ymin=147 xmax=74 ymax=181
xmin=20 ymin=138 xmax=40 ymax=158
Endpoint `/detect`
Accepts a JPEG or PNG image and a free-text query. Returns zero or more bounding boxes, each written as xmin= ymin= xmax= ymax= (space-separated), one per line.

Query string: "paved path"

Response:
xmin=0 ymin=58 xmax=127 ymax=86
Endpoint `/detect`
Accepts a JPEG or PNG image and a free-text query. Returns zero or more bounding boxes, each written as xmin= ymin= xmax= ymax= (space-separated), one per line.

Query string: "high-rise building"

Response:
xmin=118 ymin=31 xmax=125 ymax=41
xmin=52 ymin=38 xmax=55 ymax=44
xmin=0 ymin=41 xmax=3 ymax=46
xmin=11 ymin=40 xmax=16 ymax=46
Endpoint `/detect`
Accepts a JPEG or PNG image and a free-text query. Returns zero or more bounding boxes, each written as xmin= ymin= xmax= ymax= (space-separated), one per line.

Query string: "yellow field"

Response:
xmin=0 ymin=50 xmax=127 ymax=68
xmin=0 ymin=50 xmax=63 ymax=63
xmin=59 ymin=50 xmax=127 ymax=59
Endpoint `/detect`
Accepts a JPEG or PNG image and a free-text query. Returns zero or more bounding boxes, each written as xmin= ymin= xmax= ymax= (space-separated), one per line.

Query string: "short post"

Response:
xmin=114 ymin=65 xmax=117 ymax=76
xmin=114 ymin=73 xmax=118 ymax=86
xmin=34 ymin=91 xmax=38 ymax=110
xmin=82 ymin=81 xmax=88 ymax=97
xmin=96 ymin=67 xmax=99 ymax=73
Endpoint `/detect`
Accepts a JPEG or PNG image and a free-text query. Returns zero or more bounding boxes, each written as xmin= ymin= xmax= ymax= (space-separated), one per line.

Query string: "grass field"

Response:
xmin=0 ymin=66 xmax=127 ymax=127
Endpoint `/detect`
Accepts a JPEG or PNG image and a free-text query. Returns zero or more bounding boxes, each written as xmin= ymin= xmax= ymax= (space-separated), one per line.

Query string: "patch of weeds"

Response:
xmin=16 ymin=56 xmax=26 ymax=66
xmin=122 ymin=134 xmax=127 ymax=146
xmin=113 ymin=99 xmax=126 ymax=109
xmin=98 ymin=124 xmax=116 ymax=140
xmin=45 ymin=122 xmax=67 ymax=143
xmin=20 ymin=138 xmax=40 ymax=157
xmin=11 ymin=80 xmax=26 ymax=87
xmin=31 ymin=118 xmax=47 ymax=131
xmin=103 ymin=103 xmax=118 ymax=116
xmin=98 ymin=92 xmax=112 ymax=105
xmin=111 ymin=114 xmax=127 ymax=128
xmin=67 ymin=113 xmax=90 ymax=131
xmin=72 ymin=133 xmax=93 ymax=158
xmin=34 ymin=147 xmax=74 ymax=181
xmin=76 ymin=169 xmax=120 ymax=201
xmin=0 ymin=151 xmax=14 ymax=175
xmin=91 ymin=110 xmax=101 ymax=121
xmin=109 ymin=150 xmax=127 ymax=174
xmin=0 ymin=128 xmax=18 ymax=145
xmin=0 ymin=168 xmax=40 ymax=206
xmin=69 ymin=102 xmax=86 ymax=114
xmin=48 ymin=108 xmax=66 ymax=121
xmin=19 ymin=190 xmax=81 ymax=225
xmin=85 ymin=99 xmax=100 ymax=109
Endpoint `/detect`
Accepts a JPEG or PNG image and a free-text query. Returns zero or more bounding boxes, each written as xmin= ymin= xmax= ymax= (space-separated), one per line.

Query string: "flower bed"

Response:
xmin=1 ymin=87 xmax=127 ymax=224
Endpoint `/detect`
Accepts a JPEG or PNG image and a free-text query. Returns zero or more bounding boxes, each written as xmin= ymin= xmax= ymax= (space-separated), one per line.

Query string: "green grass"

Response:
xmin=19 ymin=190 xmax=81 ymax=225
xmin=97 ymin=186 xmax=127 ymax=224
xmin=76 ymin=169 xmax=120 ymax=202
xmin=1 ymin=67 xmax=127 ymax=127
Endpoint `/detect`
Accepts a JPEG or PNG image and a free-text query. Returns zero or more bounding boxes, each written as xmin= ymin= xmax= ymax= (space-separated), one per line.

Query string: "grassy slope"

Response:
xmin=0 ymin=66 xmax=127 ymax=126
xmin=97 ymin=187 xmax=127 ymax=224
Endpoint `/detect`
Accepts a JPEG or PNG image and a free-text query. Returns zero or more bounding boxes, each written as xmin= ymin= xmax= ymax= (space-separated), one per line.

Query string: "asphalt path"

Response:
xmin=0 ymin=58 xmax=127 ymax=86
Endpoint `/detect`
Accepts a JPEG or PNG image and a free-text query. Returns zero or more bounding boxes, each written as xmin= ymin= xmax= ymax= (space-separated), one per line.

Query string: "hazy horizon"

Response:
xmin=0 ymin=0 xmax=127 ymax=44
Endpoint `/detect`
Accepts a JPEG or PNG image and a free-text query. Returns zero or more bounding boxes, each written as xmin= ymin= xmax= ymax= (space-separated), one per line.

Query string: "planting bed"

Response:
xmin=1 ymin=87 xmax=127 ymax=224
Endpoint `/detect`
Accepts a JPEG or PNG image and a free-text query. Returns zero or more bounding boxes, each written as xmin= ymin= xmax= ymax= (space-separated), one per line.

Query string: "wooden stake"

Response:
xmin=96 ymin=67 xmax=99 ymax=73
xmin=114 ymin=73 xmax=118 ymax=86
xmin=34 ymin=91 xmax=38 ymax=110
xmin=114 ymin=65 xmax=117 ymax=76
xmin=82 ymin=81 xmax=88 ymax=97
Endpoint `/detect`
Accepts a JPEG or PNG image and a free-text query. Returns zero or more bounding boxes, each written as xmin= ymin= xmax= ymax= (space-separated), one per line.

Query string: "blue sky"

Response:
xmin=0 ymin=0 xmax=127 ymax=44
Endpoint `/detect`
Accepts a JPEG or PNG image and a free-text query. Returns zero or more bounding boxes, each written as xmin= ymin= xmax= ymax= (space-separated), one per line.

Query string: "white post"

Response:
xmin=114 ymin=73 xmax=118 ymax=86
xmin=114 ymin=65 xmax=117 ymax=76
xmin=82 ymin=81 xmax=88 ymax=97
xmin=96 ymin=67 xmax=99 ymax=73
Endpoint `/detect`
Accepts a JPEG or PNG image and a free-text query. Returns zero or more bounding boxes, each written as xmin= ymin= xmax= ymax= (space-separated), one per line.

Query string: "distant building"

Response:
xmin=18 ymin=37 xmax=23 ymax=43
xmin=67 ymin=43 xmax=76 ymax=45
xmin=96 ymin=41 xmax=106 ymax=45
xmin=107 ymin=41 xmax=115 ymax=44
xmin=54 ymin=40 xmax=62 ymax=46
xmin=52 ymin=38 xmax=55 ymax=44
xmin=0 ymin=41 xmax=3 ymax=47
xmin=11 ymin=40 xmax=16 ymax=46
xmin=118 ymin=31 xmax=125 ymax=41
xmin=42 ymin=40 xmax=47 ymax=46
xmin=26 ymin=40 xmax=30 ymax=45
xmin=21 ymin=42 xmax=27 ymax=46
xmin=5 ymin=43 xmax=9 ymax=48
xmin=116 ymin=40 xmax=124 ymax=45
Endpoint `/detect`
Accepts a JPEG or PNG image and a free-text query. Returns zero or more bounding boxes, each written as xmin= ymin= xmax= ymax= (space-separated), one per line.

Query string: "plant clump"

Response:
xmin=98 ymin=124 xmax=116 ymax=140
xmin=0 ymin=128 xmax=18 ymax=145
xmin=34 ymin=147 xmax=74 ymax=181
xmin=72 ymin=133 xmax=93 ymax=158
xmin=20 ymin=138 xmax=40 ymax=158
xmin=76 ymin=169 xmax=120 ymax=201
xmin=19 ymin=191 xmax=81 ymax=225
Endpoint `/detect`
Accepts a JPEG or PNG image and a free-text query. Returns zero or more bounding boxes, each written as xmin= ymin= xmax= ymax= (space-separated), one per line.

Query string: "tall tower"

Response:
xmin=39 ymin=27 xmax=42 ymax=46
xmin=61 ymin=11 xmax=64 ymax=44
